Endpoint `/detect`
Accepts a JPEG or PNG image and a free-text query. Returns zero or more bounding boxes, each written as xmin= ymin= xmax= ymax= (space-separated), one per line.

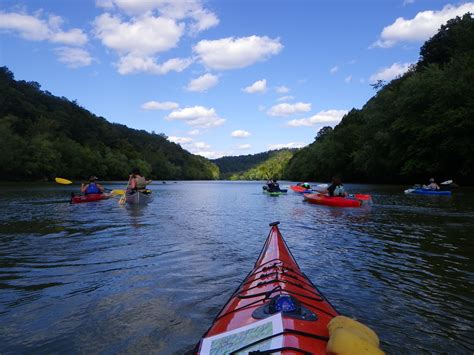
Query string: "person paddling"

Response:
xmin=81 ymin=176 xmax=105 ymax=195
xmin=129 ymin=168 xmax=152 ymax=192
xmin=325 ymin=177 xmax=347 ymax=197
xmin=267 ymin=178 xmax=281 ymax=192
xmin=423 ymin=178 xmax=440 ymax=190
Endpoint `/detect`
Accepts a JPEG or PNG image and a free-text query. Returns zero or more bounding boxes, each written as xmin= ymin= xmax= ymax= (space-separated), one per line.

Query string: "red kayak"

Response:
xmin=70 ymin=193 xmax=110 ymax=204
xmin=290 ymin=185 xmax=313 ymax=193
xmin=196 ymin=222 xmax=338 ymax=354
xmin=303 ymin=193 xmax=371 ymax=208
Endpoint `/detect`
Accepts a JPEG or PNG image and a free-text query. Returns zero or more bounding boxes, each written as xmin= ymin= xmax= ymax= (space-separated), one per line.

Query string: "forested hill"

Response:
xmin=0 ymin=67 xmax=219 ymax=181
xmin=284 ymin=14 xmax=474 ymax=185
xmin=213 ymin=149 xmax=297 ymax=179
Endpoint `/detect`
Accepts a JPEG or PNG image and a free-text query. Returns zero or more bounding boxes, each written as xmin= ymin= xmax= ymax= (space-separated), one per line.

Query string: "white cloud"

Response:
xmin=403 ymin=0 xmax=415 ymax=5
xmin=94 ymin=13 xmax=183 ymax=55
xmin=166 ymin=106 xmax=226 ymax=128
xmin=99 ymin=0 xmax=219 ymax=33
xmin=345 ymin=75 xmax=352 ymax=83
xmin=243 ymin=79 xmax=267 ymax=94
xmin=267 ymin=102 xmax=311 ymax=117
xmin=231 ymin=130 xmax=251 ymax=138
xmin=194 ymin=150 xmax=224 ymax=159
xmin=330 ymin=65 xmax=339 ymax=74
xmin=372 ymin=3 xmax=474 ymax=48
xmin=0 ymin=11 xmax=87 ymax=45
xmin=141 ymin=101 xmax=179 ymax=110
xmin=168 ymin=136 xmax=193 ymax=144
xmin=186 ymin=73 xmax=219 ymax=92
xmin=193 ymin=35 xmax=283 ymax=70
xmin=237 ymin=144 xmax=251 ymax=150
xmin=286 ymin=109 xmax=348 ymax=127
xmin=268 ymin=142 xmax=306 ymax=150
xmin=275 ymin=86 xmax=289 ymax=94
xmin=188 ymin=129 xmax=201 ymax=136
xmin=54 ymin=47 xmax=93 ymax=68
xmin=277 ymin=95 xmax=295 ymax=102
xmin=116 ymin=55 xmax=192 ymax=75
xmin=369 ymin=62 xmax=412 ymax=83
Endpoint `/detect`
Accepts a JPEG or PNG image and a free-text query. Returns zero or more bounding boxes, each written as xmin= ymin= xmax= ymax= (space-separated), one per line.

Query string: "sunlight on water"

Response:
xmin=0 ymin=182 xmax=473 ymax=353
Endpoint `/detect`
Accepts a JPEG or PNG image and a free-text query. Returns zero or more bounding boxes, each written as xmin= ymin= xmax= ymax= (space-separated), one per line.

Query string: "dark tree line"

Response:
xmin=0 ymin=67 xmax=219 ymax=181
xmin=284 ymin=14 xmax=474 ymax=185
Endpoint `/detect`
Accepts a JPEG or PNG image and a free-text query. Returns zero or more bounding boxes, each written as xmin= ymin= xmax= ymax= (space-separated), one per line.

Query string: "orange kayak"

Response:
xmin=303 ymin=193 xmax=372 ymax=208
xmin=70 ymin=193 xmax=110 ymax=204
xmin=196 ymin=222 xmax=338 ymax=354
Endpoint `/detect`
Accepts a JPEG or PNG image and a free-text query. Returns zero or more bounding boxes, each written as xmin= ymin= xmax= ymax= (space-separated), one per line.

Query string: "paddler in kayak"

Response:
xmin=80 ymin=176 xmax=105 ymax=195
xmin=325 ymin=176 xmax=347 ymax=197
xmin=129 ymin=168 xmax=152 ymax=192
xmin=422 ymin=178 xmax=440 ymax=190
xmin=267 ymin=178 xmax=281 ymax=192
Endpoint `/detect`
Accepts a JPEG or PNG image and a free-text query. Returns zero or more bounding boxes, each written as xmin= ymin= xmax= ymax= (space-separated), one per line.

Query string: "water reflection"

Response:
xmin=0 ymin=182 xmax=473 ymax=353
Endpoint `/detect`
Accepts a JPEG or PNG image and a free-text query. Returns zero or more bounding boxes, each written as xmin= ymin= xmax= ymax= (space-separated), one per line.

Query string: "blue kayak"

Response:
xmin=405 ymin=188 xmax=451 ymax=196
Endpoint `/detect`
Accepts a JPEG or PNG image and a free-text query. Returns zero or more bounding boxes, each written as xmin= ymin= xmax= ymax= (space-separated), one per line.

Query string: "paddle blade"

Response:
xmin=355 ymin=194 xmax=371 ymax=201
xmin=111 ymin=189 xmax=125 ymax=196
xmin=55 ymin=177 xmax=73 ymax=185
xmin=441 ymin=180 xmax=453 ymax=185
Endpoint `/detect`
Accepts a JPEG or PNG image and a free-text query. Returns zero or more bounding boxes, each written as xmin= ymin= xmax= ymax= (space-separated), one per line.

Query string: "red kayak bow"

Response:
xmin=196 ymin=222 xmax=338 ymax=354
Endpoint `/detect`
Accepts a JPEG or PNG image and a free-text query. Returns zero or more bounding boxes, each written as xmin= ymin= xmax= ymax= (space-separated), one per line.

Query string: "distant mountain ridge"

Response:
xmin=0 ymin=67 xmax=219 ymax=181
xmin=213 ymin=149 xmax=297 ymax=179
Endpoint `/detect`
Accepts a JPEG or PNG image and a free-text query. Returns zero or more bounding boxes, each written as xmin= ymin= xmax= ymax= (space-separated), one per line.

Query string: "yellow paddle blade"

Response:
xmin=111 ymin=189 xmax=125 ymax=196
xmin=55 ymin=177 xmax=73 ymax=185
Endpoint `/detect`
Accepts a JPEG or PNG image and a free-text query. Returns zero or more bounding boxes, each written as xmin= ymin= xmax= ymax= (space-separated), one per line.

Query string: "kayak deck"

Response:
xmin=303 ymin=193 xmax=362 ymax=208
xmin=70 ymin=193 xmax=111 ymax=204
xmin=196 ymin=222 xmax=338 ymax=354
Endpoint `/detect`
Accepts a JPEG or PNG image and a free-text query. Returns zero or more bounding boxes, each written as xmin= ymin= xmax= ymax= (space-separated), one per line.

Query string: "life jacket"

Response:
xmin=85 ymin=182 xmax=101 ymax=195
xmin=135 ymin=176 xmax=147 ymax=190
xmin=334 ymin=185 xmax=345 ymax=196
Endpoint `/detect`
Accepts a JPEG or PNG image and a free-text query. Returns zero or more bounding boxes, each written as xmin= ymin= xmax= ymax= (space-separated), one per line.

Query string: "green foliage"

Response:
xmin=230 ymin=150 xmax=294 ymax=180
xmin=284 ymin=14 xmax=474 ymax=184
xmin=0 ymin=67 xmax=219 ymax=181
xmin=213 ymin=149 xmax=297 ymax=179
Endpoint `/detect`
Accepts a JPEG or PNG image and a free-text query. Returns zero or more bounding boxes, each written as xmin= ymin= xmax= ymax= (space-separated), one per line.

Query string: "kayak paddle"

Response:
xmin=441 ymin=179 xmax=453 ymax=185
xmin=119 ymin=176 xmax=132 ymax=205
xmin=55 ymin=177 xmax=73 ymax=184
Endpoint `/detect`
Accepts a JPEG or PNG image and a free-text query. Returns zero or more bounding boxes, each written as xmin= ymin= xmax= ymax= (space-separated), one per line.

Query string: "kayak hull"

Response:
xmin=290 ymin=185 xmax=313 ymax=193
xmin=304 ymin=193 xmax=362 ymax=208
xmin=125 ymin=191 xmax=153 ymax=205
xmin=70 ymin=193 xmax=110 ymax=204
xmin=405 ymin=188 xmax=451 ymax=196
xmin=196 ymin=222 xmax=338 ymax=354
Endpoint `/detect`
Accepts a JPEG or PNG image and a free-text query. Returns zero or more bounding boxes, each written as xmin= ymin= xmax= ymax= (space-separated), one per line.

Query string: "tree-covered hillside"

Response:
xmin=284 ymin=14 xmax=474 ymax=184
xmin=0 ymin=67 xmax=219 ymax=181
xmin=213 ymin=149 xmax=296 ymax=179
xmin=230 ymin=150 xmax=294 ymax=180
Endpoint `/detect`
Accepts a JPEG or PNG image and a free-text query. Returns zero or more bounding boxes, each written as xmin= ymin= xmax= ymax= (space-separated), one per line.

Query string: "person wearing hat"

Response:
xmin=81 ymin=176 xmax=105 ymax=195
xmin=129 ymin=168 xmax=152 ymax=192
xmin=424 ymin=178 xmax=440 ymax=190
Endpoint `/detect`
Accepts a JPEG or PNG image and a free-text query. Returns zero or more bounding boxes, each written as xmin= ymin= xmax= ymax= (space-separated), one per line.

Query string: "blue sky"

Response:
xmin=1 ymin=0 xmax=473 ymax=158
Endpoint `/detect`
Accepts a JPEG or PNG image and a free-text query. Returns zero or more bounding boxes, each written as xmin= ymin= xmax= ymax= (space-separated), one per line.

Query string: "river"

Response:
xmin=0 ymin=181 xmax=473 ymax=354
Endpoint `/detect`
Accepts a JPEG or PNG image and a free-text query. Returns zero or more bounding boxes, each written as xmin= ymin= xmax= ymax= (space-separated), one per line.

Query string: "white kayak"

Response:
xmin=125 ymin=190 xmax=153 ymax=205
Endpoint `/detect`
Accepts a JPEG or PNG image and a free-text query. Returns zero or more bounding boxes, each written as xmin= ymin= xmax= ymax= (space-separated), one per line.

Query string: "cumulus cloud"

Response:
xmin=369 ymin=62 xmax=412 ymax=83
xmin=243 ymin=79 xmax=267 ymax=94
xmin=186 ymin=73 xmax=219 ymax=92
xmin=116 ymin=55 xmax=192 ymax=75
xmin=372 ymin=3 xmax=474 ymax=48
xmin=277 ymin=95 xmax=295 ymax=102
xmin=268 ymin=142 xmax=306 ymax=150
xmin=166 ymin=106 xmax=226 ymax=128
xmin=330 ymin=65 xmax=339 ymax=74
xmin=188 ymin=129 xmax=201 ymax=136
xmin=231 ymin=130 xmax=251 ymax=138
xmin=168 ymin=136 xmax=193 ymax=144
xmin=98 ymin=0 xmax=219 ymax=33
xmin=275 ymin=86 xmax=289 ymax=94
xmin=193 ymin=35 xmax=283 ymax=70
xmin=345 ymin=75 xmax=352 ymax=83
xmin=286 ymin=110 xmax=348 ymax=127
xmin=141 ymin=101 xmax=179 ymax=110
xmin=54 ymin=47 xmax=93 ymax=68
xmin=237 ymin=144 xmax=251 ymax=150
xmin=0 ymin=11 xmax=88 ymax=46
xmin=267 ymin=102 xmax=311 ymax=117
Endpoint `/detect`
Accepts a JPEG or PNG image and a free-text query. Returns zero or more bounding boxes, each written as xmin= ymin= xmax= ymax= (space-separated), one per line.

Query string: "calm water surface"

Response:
xmin=0 ymin=181 xmax=473 ymax=354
